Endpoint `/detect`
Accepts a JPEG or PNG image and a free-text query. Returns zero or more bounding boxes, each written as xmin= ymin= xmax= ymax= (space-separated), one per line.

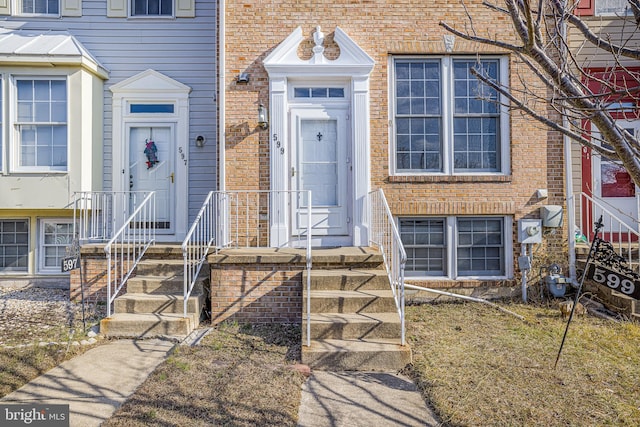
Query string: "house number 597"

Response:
xmin=178 ymin=147 xmax=187 ymax=165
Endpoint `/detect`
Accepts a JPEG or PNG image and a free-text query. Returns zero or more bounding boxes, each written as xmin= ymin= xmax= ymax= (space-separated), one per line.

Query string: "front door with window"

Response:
xmin=128 ymin=125 xmax=175 ymax=234
xmin=291 ymin=108 xmax=351 ymax=241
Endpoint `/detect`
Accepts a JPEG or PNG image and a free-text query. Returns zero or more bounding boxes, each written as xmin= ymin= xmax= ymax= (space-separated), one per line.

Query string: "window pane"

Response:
xmin=0 ymin=220 xmax=29 ymax=272
xmin=457 ymin=218 xmax=504 ymax=276
xmin=16 ymin=80 xmax=67 ymax=169
xmin=400 ymin=218 xmax=445 ymax=276
xmin=132 ymin=0 xmax=172 ymax=15
xmin=41 ymin=220 xmax=74 ymax=272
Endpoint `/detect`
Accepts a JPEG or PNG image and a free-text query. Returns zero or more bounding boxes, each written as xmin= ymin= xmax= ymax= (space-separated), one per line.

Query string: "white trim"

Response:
xmin=37 ymin=217 xmax=73 ymax=275
xmin=10 ymin=75 xmax=69 ymax=173
xmin=400 ymin=215 xmax=513 ymax=281
xmin=110 ymin=69 xmax=191 ymax=241
xmin=389 ymin=55 xmax=510 ymax=176
xmin=264 ymin=26 xmax=374 ymax=247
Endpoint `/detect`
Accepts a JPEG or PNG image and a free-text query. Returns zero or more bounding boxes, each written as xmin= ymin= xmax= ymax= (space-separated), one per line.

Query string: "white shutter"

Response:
xmin=175 ymin=0 xmax=194 ymax=18
xmin=107 ymin=0 xmax=127 ymax=18
xmin=61 ymin=0 xmax=82 ymax=16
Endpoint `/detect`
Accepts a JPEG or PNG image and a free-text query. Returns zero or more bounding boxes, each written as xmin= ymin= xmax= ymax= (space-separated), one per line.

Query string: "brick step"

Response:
xmin=126 ymin=276 xmax=201 ymax=294
xmin=305 ymin=290 xmax=397 ymax=314
xmin=303 ymin=312 xmax=401 ymax=341
xmin=100 ymin=312 xmax=199 ymax=338
xmin=303 ymin=269 xmax=389 ymax=291
xmin=301 ymin=338 xmax=411 ymax=371
xmin=114 ymin=292 xmax=204 ymax=315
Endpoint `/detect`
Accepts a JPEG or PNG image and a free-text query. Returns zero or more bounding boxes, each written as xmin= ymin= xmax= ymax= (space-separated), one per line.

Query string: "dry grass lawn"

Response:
xmin=10 ymin=300 xmax=637 ymax=426
xmin=104 ymin=323 xmax=306 ymax=427
xmin=405 ymin=301 xmax=640 ymax=426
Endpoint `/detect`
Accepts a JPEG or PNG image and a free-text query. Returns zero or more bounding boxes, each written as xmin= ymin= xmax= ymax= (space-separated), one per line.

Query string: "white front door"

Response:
xmin=291 ymin=108 xmax=351 ymax=240
xmin=128 ymin=125 xmax=175 ymax=234
xmin=593 ymin=123 xmax=640 ymax=234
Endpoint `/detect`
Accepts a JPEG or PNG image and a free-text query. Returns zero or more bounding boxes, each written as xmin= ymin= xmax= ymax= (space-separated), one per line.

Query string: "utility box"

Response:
xmin=518 ymin=219 xmax=543 ymax=244
xmin=541 ymin=205 xmax=563 ymax=228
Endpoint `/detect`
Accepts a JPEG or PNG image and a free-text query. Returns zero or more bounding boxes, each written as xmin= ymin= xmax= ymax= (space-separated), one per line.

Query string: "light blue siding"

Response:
xmin=5 ymin=0 xmax=218 ymax=221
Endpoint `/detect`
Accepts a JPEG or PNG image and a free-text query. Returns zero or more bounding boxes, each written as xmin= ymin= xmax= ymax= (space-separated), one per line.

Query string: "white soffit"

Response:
xmin=0 ymin=29 xmax=109 ymax=79
xmin=263 ymin=26 xmax=375 ymax=77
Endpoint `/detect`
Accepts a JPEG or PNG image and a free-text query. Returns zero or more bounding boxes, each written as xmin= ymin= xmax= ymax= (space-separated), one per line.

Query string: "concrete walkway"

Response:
xmin=2 ymin=338 xmax=439 ymax=426
xmin=1 ymin=339 xmax=174 ymax=427
xmin=298 ymin=371 xmax=440 ymax=426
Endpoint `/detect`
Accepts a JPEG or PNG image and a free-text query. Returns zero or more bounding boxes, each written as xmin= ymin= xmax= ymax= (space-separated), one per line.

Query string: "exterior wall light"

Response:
xmin=195 ymin=135 xmax=206 ymax=147
xmin=258 ymin=104 xmax=269 ymax=129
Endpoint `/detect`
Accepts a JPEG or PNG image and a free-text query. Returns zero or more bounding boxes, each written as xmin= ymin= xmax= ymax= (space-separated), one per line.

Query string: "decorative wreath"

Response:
xmin=144 ymin=139 xmax=159 ymax=169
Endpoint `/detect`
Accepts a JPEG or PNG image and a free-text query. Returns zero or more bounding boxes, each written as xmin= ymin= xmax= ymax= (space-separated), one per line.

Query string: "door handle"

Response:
xmin=170 ymin=172 xmax=174 ymax=183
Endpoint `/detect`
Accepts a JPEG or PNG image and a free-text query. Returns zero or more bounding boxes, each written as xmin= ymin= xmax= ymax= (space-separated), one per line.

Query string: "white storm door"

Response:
xmin=128 ymin=125 xmax=175 ymax=234
xmin=293 ymin=110 xmax=350 ymax=236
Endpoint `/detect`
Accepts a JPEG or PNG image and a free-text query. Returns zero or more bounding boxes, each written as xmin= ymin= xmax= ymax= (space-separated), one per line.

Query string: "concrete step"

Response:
xmin=301 ymin=338 xmax=411 ymax=371
xmin=100 ymin=312 xmax=199 ymax=338
xmin=114 ymin=293 xmax=204 ymax=315
xmin=126 ymin=276 xmax=201 ymax=294
xmin=305 ymin=290 xmax=397 ymax=314
xmin=208 ymin=247 xmax=384 ymax=268
xmin=303 ymin=312 xmax=401 ymax=340
xmin=304 ymin=269 xmax=390 ymax=291
xmin=135 ymin=259 xmax=185 ymax=276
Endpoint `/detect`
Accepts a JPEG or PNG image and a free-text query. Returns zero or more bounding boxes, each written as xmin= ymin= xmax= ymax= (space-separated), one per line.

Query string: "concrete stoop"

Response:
xmin=100 ymin=254 xmax=205 ymax=338
xmin=302 ymin=254 xmax=411 ymax=371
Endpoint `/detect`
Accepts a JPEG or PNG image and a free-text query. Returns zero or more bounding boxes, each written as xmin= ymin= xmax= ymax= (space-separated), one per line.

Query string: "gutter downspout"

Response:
xmin=218 ymin=0 xmax=226 ymax=192
xmin=560 ymin=0 xmax=576 ymax=282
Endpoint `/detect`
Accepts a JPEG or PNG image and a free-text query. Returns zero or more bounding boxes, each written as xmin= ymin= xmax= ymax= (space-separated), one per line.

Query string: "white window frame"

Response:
xmin=0 ymin=218 xmax=30 ymax=274
xmin=130 ymin=0 xmax=173 ymax=17
xmin=15 ymin=0 xmax=61 ymax=16
xmin=390 ymin=55 xmax=510 ymax=176
xmin=399 ymin=215 xmax=513 ymax=280
xmin=11 ymin=76 xmax=68 ymax=173
xmin=37 ymin=218 xmax=73 ymax=274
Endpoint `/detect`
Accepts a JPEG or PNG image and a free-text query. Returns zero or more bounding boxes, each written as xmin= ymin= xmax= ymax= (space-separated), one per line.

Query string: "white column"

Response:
xmin=352 ymin=75 xmax=371 ymax=246
xmin=269 ymin=77 xmax=289 ymax=246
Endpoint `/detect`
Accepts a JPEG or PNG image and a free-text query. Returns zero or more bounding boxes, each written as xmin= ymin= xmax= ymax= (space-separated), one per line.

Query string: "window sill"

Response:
xmin=388 ymin=175 xmax=512 ymax=183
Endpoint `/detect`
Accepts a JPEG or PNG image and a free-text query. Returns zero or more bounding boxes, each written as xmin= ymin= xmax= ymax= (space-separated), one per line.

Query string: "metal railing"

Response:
xmin=368 ymin=189 xmax=407 ymax=345
xmin=104 ymin=192 xmax=156 ymax=317
xmin=181 ymin=191 xmax=216 ymax=318
xmin=181 ymin=191 xmax=313 ymax=332
xmin=73 ymin=191 xmax=154 ymax=242
xmin=577 ymin=192 xmax=640 ymax=272
xmin=211 ymin=190 xmax=312 ymax=250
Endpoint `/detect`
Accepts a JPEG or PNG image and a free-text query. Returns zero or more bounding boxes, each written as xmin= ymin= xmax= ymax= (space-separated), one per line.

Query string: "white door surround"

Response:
xmin=110 ymin=69 xmax=191 ymax=241
xmin=263 ymin=26 xmax=375 ymax=247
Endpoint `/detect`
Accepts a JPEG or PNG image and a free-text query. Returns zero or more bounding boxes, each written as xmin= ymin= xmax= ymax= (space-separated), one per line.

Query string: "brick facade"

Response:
xmin=210 ymin=264 xmax=303 ymax=324
xmin=224 ymin=1 xmax=569 ymax=289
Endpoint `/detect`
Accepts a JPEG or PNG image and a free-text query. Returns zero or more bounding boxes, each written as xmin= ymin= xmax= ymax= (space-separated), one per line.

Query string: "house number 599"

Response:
xmin=592 ymin=267 xmax=635 ymax=295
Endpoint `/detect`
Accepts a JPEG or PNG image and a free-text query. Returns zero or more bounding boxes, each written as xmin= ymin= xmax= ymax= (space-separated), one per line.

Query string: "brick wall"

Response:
xmin=69 ymin=247 xmax=112 ymax=303
xmin=210 ymin=264 xmax=303 ymax=324
xmin=224 ymin=1 xmax=569 ymax=283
